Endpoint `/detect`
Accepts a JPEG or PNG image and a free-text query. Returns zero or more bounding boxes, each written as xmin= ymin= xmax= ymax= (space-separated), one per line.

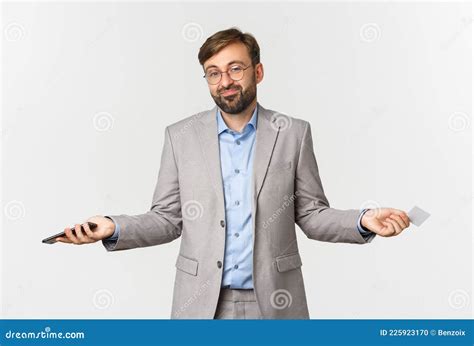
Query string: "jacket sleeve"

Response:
xmin=294 ymin=121 xmax=374 ymax=244
xmin=102 ymin=126 xmax=182 ymax=251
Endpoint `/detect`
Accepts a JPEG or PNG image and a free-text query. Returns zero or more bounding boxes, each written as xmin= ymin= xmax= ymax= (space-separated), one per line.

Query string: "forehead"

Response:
xmin=204 ymin=42 xmax=251 ymax=70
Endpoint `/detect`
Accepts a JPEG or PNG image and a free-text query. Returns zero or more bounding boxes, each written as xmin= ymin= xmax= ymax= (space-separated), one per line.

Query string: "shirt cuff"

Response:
xmin=357 ymin=208 xmax=373 ymax=235
xmin=104 ymin=216 xmax=120 ymax=240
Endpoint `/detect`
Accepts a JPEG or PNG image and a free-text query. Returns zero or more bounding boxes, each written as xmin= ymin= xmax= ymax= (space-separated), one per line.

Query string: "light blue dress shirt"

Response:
xmin=217 ymin=106 xmax=258 ymax=289
xmin=103 ymin=108 xmax=375 ymax=288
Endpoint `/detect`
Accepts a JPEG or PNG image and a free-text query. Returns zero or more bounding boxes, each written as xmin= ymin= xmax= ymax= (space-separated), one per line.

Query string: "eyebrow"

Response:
xmin=204 ymin=60 xmax=247 ymax=72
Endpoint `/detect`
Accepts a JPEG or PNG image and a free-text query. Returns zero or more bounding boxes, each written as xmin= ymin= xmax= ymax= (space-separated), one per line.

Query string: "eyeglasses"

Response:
xmin=203 ymin=65 xmax=252 ymax=85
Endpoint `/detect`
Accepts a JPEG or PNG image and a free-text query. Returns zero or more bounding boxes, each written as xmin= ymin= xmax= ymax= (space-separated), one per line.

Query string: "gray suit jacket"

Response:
xmin=103 ymin=102 xmax=374 ymax=319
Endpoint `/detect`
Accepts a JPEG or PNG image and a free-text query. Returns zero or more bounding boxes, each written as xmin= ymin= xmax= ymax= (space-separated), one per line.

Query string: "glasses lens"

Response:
xmin=206 ymin=71 xmax=220 ymax=84
xmin=229 ymin=67 xmax=244 ymax=81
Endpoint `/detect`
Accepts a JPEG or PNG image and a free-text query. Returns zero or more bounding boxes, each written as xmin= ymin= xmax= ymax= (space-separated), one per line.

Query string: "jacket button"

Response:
xmin=217 ymin=261 xmax=222 ymax=268
xmin=220 ymin=220 xmax=225 ymax=228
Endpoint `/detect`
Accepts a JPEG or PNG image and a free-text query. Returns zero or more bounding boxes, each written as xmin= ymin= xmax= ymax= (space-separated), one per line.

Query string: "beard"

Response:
xmin=211 ymin=76 xmax=257 ymax=114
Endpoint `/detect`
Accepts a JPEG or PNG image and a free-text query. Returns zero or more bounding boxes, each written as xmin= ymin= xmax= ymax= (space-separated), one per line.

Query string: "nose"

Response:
xmin=219 ymin=71 xmax=234 ymax=88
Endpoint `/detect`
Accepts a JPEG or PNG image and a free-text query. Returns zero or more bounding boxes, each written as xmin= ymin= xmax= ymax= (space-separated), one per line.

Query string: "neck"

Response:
xmin=220 ymin=99 xmax=257 ymax=132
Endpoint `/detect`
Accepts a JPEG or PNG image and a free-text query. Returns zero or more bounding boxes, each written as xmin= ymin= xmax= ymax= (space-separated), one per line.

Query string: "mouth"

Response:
xmin=220 ymin=89 xmax=239 ymax=97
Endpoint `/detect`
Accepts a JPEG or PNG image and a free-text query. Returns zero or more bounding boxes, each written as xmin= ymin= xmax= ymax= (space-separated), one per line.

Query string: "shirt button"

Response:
xmin=217 ymin=261 xmax=222 ymax=269
xmin=234 ymin=200 xmax=240 ymax=206
xmin=220 ymin=220 xmax=225 ymax=228
xmin=233 ymin=264 xmax=239 ymax=270
xmin=234 ymin=169 xmax=240 ymax=174
xmin=234 ymin=232 xmax=239 ymax=237
xmin=236 ymin=140 xmax=241 ymax=145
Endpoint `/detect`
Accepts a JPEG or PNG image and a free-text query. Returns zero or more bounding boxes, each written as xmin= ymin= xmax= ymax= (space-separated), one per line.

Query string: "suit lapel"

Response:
xmin=195 ymin=105 xmax=225 ymax=203
xmin=253 ymin=103 xmax=279 ymax=201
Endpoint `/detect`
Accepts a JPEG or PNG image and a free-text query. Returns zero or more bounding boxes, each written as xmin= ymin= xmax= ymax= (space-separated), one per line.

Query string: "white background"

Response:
xmin=1 ymin=1 xmax=472 ymax=318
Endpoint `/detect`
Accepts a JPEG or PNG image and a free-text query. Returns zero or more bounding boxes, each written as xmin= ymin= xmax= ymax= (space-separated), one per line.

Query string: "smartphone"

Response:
xmin=42 ymin=222 xmax=98 ymax=244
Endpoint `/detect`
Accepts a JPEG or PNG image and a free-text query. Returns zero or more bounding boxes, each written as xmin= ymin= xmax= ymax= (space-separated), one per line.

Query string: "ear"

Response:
xmin=255 ymin=63 xmax=264 ymax=84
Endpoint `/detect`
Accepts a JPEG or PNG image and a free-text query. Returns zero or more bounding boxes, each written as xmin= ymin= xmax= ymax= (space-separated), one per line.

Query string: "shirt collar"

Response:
xmin=216 ymin=105 xmax=258 ymax=135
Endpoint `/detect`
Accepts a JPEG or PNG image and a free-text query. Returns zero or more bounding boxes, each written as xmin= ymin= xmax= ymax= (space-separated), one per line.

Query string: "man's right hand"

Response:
xmin=55 ymin=216 xmax=116 ymax=245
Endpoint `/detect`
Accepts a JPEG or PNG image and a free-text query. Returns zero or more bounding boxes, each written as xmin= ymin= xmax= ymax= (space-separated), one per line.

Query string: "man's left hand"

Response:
xmin=361 ymin=208 xmax=410 ymax=237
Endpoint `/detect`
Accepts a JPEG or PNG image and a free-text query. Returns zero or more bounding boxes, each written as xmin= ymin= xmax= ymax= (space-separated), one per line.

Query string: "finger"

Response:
xmin=74 ymin=223 xmax=88 ymax=243
xmin=82 ymin=222 xmax=96 ymax=240
xmin=381 ymin=220 xmax=396 ymax=237
xmin=386 ymin=218 xmax=402 ymax=235
xmin=65 ymin=227 xmax=79 ymax=244
xmin=389 ymin=214 xmax=408 ymax=229
xmin=390 ymin=209 xmax=410 ymax=224
xmin=402 ymin=212 xmax=410 ymax=226
xmin=397 ymin=211 xmax=410 ymax=225
xmin=55 ymin=236 xmax=72 ymax=244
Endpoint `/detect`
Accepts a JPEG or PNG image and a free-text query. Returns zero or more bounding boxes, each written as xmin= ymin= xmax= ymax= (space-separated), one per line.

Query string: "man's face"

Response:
xmin=203 ymin=42 xmax=263 ymax=114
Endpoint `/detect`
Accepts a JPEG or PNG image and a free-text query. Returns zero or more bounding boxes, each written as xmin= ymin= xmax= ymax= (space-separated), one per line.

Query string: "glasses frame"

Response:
xmin=203 ymin=64 xmax=253 ymax=85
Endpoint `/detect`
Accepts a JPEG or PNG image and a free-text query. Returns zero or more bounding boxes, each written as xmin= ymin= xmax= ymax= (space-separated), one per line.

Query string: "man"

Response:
xmin=56 ymin=28 xmax=410 ymax=319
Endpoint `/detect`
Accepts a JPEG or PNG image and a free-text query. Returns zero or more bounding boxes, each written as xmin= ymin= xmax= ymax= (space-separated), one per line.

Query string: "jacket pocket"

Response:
xmin=275 ymin=252 xmax=302 ymax=272
xmin=175 ymin=254 xmax=199 ymax=276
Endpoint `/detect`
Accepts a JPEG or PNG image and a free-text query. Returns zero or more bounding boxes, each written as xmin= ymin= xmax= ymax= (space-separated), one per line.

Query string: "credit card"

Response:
xmin=407 ymin=206 xmax=430 ymax=226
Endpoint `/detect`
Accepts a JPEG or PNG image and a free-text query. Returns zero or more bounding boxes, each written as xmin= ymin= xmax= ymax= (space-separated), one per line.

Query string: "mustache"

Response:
xmin=218 ymin=87 xmax=241 ymax=94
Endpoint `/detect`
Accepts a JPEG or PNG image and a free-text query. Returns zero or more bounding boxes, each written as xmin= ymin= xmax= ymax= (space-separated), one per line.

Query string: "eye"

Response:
xmin=207 ymin=71 xmax=219 ymax=78
xmin=230 ymin=66 xmax=243 ymax=73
